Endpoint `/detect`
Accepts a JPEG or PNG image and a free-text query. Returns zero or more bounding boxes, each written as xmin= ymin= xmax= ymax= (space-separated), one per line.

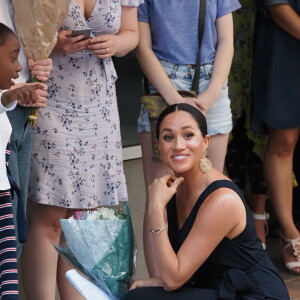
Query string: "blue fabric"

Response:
xmin=137 ymin=61 xmax=232 ymax=135
xmin=6 ymin=105 xmax=31 ymax=256
xmin=138 ymin=0 xmax=241 ymax=65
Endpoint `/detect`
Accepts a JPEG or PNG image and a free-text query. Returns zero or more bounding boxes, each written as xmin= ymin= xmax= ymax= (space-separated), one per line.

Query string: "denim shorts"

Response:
xmin=137 ymin=60 xmax=232 ymax=136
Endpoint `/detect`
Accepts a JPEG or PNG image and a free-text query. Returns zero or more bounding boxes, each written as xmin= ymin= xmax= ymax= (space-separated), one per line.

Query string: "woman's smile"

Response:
xmin=171 ymin=153 xmax=190 ymax=162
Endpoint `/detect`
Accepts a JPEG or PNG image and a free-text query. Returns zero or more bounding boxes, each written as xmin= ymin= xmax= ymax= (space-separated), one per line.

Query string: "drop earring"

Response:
xmin=200 ymin=148 xmax=212 ymax=173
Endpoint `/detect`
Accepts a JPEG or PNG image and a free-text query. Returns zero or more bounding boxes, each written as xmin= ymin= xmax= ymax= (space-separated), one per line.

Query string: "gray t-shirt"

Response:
xmin=138 ymin=0 xmax=241 ymax=65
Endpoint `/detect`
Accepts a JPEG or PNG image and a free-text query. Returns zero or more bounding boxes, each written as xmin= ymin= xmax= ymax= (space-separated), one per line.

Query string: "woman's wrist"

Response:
xmin=165 ymin=91 xmax=183 ymax=105
xmin=148 ymin=206 xmax=166 ymax=232
xmin=149 ymin=224 xmax=168 ymax=236
xmin=148 ymin=201 xmax=165 ymax=215
xmin=0 ymin=90 xmax=17 ymax=111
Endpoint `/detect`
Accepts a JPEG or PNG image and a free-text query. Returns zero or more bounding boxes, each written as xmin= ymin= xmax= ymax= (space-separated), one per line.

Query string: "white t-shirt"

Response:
xmin=0 ymin=0 xmax=29 ymax=83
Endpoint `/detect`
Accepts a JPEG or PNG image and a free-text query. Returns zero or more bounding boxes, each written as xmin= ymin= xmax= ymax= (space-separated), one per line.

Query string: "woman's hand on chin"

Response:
xmin=149 ymin=174 xmax=184 ymax=209
xmin=129 ymin=277 xmax=163 ymax=290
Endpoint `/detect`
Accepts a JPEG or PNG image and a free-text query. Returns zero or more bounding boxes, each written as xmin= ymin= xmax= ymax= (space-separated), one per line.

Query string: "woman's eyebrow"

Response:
xmin=10 ymin=48 xmax=20 ymax=55
xmin=161 ymin=125 xmax=195 ymax=133
xmin=181 ymin=125 xmax=194 ymax=130
xmin=161 ymin=128 xmax=173 ymax=133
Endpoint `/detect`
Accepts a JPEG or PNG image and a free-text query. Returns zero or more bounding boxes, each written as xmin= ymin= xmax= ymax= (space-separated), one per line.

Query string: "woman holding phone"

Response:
xmin=21 ymin=0 xmax=142 ymax=299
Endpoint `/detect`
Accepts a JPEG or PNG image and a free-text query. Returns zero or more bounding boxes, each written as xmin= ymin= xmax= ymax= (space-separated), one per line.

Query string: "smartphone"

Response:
xmin=70 ymin=28 xmax=92 ymax=39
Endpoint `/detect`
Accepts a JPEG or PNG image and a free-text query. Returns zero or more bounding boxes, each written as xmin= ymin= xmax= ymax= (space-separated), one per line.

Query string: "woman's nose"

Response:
xmin=16 ymin=59 xmax=23 ymax=73
xmin=173 ymin=137 xmax=185 ymax=150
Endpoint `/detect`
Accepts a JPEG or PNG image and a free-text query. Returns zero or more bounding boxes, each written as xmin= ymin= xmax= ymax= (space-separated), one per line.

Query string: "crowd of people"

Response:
xmin=0 ymin=0 xmax=299 ymax=299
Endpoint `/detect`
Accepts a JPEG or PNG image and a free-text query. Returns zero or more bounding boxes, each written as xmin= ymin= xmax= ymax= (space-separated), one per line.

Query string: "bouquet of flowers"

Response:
xmin=55 ymin=202 xmax=135 ymax=300
xmin=12 ymin=0 xmax=70 ymax=125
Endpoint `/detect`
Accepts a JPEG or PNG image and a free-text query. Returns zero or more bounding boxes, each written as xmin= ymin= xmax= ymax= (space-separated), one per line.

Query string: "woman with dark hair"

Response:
xmin=136 ymin=0 xmax=241 ymax=276
xmin=124 ymin=103 xmax=289 ymax=299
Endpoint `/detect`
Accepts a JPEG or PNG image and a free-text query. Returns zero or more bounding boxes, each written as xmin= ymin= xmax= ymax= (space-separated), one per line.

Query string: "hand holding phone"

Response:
xmin=71 ymin=28 xmax=92 ymax=40
xmin=53 ymin=29 xmax=91 ymax=55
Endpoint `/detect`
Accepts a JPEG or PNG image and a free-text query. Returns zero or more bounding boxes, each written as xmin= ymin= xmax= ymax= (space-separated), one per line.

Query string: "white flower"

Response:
xmin=86 ymin=213 xmax=99 ymax=220
xmin=97 ymin=207 xmax=117 ymax=220
xmin=84 ymin=207 xmax=118 ymax=220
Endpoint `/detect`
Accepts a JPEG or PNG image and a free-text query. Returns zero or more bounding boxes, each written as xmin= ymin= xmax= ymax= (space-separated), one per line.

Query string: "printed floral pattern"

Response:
xmin=28 ymin=0 xmax=140 ymax=208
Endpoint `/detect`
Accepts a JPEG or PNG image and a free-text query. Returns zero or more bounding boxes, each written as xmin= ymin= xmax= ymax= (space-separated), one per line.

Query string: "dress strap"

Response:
xmin=202 ymin=180 xmax=245 ymax=202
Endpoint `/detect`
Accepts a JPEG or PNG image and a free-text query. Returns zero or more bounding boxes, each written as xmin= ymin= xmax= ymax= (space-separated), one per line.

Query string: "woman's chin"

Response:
xmin=7 ymin=79 xmax=15 ymax=89
xmin=171 ymin=165 xmax=189 ymax=176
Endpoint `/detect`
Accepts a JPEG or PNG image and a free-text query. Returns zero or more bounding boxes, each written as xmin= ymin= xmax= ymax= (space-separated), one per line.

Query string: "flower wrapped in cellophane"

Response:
xmin=55 ymin=202 xmax=135 ymax=300
xmin=12 ymin=0 xmax=70 ymax=125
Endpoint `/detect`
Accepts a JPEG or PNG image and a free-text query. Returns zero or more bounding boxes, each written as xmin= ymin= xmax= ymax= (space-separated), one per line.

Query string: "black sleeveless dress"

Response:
xmin=251 ymin=0 xmax=300 ymax=134
xmin=124 ymin=180 xmax=289 ymax=300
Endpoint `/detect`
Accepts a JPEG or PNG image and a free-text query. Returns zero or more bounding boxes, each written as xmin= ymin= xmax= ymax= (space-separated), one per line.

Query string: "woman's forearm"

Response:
xmin=136 ymin=22 xmax=182 ymax=104
xmin=135 ymin=47 xmax=182 ymax=104
xmin=267 ymin=4 xmax=300 ymax=40
xmin=148 ymin=205 xmax=183 ymax=291
xmin=200 ymin=14 xmax=234 ymax=104
xmin=114 ymin=6 xmax=139 ymax=57
xmin=114 ymin=30 xmax=139 ymax=57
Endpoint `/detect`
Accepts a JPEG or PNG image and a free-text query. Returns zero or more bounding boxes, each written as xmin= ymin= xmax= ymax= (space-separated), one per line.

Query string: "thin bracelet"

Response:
xmin=149 ymin=224 xmax=168 ymax=236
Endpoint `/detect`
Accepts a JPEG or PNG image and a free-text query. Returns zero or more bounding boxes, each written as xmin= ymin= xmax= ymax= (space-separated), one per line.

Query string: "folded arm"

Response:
xmin=266 ymin=4 xmax=300 ymax=40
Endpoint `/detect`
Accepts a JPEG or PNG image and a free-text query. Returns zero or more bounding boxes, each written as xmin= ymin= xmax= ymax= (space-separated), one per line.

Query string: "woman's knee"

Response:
xmin=27 ymin=203 xmax=66 ymax=238
xmin=270 ymin=139 xmax=297 ymax=157
xmin=268 ymin=132 xmax=298 ymax=157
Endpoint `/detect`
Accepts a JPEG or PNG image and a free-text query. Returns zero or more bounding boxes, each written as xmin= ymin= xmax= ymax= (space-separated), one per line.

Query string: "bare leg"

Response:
xmin=252 ymin=193 xmax=268 ymax=247
xmin=207 ymin=133 xmax=229 ymax=173
xmin=140 ymin=133 xmax=170 ymax=277
xmin=21 ymin=201 xmax=68 ymax=300
xmin=264 ymin=127 xmax=300 ymax=272
xmin=57 ymin=255 xmax=84 ymax=300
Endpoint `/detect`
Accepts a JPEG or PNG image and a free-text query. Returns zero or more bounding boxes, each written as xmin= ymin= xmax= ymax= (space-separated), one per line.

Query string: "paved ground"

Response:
xmin=286 ymin=278 xmax=300 ymax=300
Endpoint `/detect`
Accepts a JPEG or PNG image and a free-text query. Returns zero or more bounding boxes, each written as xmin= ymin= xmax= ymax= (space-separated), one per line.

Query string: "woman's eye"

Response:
xmin=184 ymin=132 xmax=194 ymax=139
xmin=11 ymin=57 xmax=17 ymax=62
xmin=162 ymin=135 xmax=173 ymax=141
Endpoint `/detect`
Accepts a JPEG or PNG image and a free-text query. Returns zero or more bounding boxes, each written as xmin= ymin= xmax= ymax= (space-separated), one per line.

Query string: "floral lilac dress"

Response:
xmin=28 ymin=0 xmax=141 ymax=209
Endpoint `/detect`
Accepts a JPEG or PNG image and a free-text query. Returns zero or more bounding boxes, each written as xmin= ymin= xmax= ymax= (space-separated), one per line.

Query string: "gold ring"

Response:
xmin=105 ymin=48 xmax=108 ymax=54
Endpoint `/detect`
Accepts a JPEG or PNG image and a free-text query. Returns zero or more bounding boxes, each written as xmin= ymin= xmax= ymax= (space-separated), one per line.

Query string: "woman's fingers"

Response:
xmin=15 ymin=83 xmax=48 ymax=107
